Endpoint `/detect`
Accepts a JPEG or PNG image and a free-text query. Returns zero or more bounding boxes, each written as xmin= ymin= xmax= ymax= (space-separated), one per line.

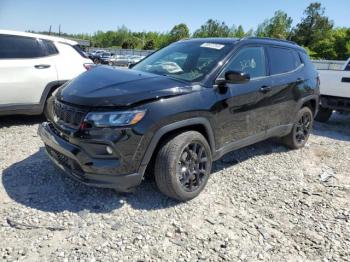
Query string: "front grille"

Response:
xmin=46 ymin=145 xmax=84 ymax=175
xmin=53 ymin=100 xmax=87 ymax=128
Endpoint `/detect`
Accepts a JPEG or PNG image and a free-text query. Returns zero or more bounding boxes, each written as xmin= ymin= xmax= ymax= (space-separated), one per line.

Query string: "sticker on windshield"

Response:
xmin=200 ymin=43 xmax=225 ymax=50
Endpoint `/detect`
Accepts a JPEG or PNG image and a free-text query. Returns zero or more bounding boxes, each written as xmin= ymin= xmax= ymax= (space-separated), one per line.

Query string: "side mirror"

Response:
xmin=128 ymin=63 xmax=136 ymax=69
xmin=224 ymin=70 xmax=250 ymax=84
xmin=215 ymin=71 xmax=250 ymax=93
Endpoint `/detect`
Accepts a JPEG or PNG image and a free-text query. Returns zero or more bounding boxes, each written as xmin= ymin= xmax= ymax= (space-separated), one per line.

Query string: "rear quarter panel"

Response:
xmin=54 ymin=42 xmax=90 ymax=81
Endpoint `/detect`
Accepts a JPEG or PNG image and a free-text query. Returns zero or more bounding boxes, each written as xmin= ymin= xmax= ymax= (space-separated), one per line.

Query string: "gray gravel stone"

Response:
xmin=0 ymin=114 xmax=350 ymax=261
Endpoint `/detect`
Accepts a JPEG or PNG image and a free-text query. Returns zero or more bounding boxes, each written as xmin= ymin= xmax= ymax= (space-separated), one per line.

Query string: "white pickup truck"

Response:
xmin=314 ymin=58 xmax=350 ymax=122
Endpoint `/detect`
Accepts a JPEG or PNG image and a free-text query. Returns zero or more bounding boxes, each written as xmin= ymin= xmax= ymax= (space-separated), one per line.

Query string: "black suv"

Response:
xmin=39 ymin=37 xmax=319 ymax=201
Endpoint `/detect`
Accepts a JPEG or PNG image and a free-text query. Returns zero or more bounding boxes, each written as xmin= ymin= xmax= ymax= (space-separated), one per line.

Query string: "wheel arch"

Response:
xmin=298 ymin=95 xmax=319 ymax=117
xmin=38 ymin=80 xmax=68 ymax=112
xmin=138 ymin=117 xmax=216 ymax=176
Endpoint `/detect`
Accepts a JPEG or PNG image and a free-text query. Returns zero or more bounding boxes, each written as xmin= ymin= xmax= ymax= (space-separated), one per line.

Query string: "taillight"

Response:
xmin=83 ymin=63 xmax=94 ymax=70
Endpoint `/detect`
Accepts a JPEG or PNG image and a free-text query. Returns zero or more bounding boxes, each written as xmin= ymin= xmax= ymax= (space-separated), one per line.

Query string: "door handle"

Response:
xmin=34 ymin=64 xmax=51 ymax=69
xmin=259 ymin=85 xmax=272 ymax=93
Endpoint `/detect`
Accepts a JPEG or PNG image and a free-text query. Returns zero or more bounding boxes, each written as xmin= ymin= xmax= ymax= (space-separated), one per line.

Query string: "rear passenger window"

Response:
xmin=72 ymin=45 xmax=89 ymax=58
xmin=0 ymin=35 xmax=45 ymax=59
xmin=267 ymin=47 xmax=301 ymax=75
xmin=292 ymin=51 xmax=302 ymax=68
xmin=299 ymin=52 xmax=314 ymax=68
xmin=43 ymin=40 xmax=59 ymax=55
xmin=221 ymin=47 xmax=266 ymax=79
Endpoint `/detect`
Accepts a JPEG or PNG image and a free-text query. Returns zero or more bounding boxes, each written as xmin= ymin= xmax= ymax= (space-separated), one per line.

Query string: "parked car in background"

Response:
xmin=88 ymin=50 xmax=104 ymax=62
xmin=129 ymin=55 xmax=145 ymax=64
xmin=0 ymin=30 xmax=93 ymax=117
xmin=108 ymin=55 xmax=145 ymax=67
xmin=314 ymin=58 xmax=350 ymax=122
xmin=98 ymin=52 xmax=114 ymax=65
xmin=109 ymin=55 xmax=130 ymax=67
xmin=39 ymin=37 xmax=319 ymax=201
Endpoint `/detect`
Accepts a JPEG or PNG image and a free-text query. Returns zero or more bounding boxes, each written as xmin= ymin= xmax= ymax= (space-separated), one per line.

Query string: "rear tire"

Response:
xmin=282 ymin=107 xmax=313 ymax=149
xmin=154 ymin=131 xmax=212 ymax=201
xmin=315 ymin=106 xmax=332 ymax=122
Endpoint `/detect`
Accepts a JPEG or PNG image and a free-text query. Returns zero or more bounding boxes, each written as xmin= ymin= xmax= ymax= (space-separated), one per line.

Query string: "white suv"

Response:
xmin=0 ymin=30 xmax=93 ymax=117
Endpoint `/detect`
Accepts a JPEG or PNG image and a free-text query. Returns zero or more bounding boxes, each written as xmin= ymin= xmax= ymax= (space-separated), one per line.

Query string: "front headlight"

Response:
xmin=84 ymin=110 xmax=146 ymax=127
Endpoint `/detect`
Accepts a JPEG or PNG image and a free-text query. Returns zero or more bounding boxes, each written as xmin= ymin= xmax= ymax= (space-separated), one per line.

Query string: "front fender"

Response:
xmin=137 ymin=117 xmax=215 ymax=176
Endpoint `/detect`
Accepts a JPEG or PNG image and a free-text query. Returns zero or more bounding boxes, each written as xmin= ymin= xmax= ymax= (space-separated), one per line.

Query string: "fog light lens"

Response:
xmin=106 ymin=146 xmax=113 ymax=155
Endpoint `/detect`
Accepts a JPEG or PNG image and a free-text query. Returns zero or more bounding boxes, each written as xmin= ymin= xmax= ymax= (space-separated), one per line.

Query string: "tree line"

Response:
xmin=32 ymin=2 xmax=350 ymax=60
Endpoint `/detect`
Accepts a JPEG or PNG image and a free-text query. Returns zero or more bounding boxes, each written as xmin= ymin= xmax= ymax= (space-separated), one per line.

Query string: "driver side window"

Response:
xmin=220 ymin=46 xmax=266 ymax=79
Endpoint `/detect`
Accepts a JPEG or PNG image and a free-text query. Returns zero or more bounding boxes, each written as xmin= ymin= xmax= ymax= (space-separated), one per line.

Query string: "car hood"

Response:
xmin=57 ymin=66 xmax=200 ymax=107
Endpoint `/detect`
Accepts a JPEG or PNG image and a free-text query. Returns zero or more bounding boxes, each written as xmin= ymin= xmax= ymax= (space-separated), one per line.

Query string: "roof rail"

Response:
xmin=241 ymin=37 xmax=297 ymax=45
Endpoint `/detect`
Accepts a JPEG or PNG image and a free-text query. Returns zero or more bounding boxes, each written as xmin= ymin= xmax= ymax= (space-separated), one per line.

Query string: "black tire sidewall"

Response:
xmin=156 ymin=131 xmax=212 ymax=201
xmin=173 ymin=137 xmax=212 ymax=199
xmin=44 ymin=95 xmax=55 ymax=121
xmin=291 ymin=107 xmax=313 ymax=149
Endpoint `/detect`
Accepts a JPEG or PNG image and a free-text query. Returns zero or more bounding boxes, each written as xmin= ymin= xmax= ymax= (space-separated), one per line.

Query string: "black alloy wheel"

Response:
xmin=178 ymin=142 xmax=209 ymax=192
xmin=154 ymin=131 xmax=212 ymax=201
xmin=295 ymin=111 xmax=312 ymax=145
xmin=282 ymin=107 xmax=314 ymax=149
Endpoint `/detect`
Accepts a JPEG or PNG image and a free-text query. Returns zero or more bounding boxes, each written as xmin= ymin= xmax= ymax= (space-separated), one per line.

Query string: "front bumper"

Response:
xmin=38 ymin=122 xmax=143 ymax=191
xmin=320 ymin=95 xmax=350 ymax=111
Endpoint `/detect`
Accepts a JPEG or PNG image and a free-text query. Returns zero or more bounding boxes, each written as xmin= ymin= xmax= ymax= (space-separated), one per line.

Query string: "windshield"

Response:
xmin=132 ymin=41 xmax=233 ymax=82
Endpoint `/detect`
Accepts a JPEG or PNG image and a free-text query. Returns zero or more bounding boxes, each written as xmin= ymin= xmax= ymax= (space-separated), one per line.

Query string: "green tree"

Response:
xmin=230 ymin=25 xmax=245 ymax=38
xmin=236 ymin=25 xmax=245 ymax=38
xmin=143 ymin=39 xmax=155 ymax=50
xmin=193 ymin=19 xmax=230 ymax=38
xmin=312 ymin=37 xmax=337 ymax=59
xmin=29 ymin=5 xmax=350 ymax=60
xmin=256 ymin=20 xmax=269 ymax=38
xmin=256 ymin=10 xmax=292 ymax=39
xmin=122 ymin=36 xmax=140 ymax=49
xmin=291 ymin=2 xmax=333 ymax=47
xmin=229 ymin=25 xmax=253 ymax=38
xmin=169 ymin=23 xmax=190 ymax=42
xmin=332 ymin=28 xmax=350 ymax=60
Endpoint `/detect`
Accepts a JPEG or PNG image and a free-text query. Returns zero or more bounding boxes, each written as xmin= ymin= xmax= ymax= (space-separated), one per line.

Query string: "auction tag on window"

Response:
xmin=200 ymin=43 xmax=225 ymax=50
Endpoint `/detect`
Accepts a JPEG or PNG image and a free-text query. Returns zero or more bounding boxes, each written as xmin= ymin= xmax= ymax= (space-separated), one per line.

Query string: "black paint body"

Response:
xmin=38 ymin=38 xmax=319 ymax=191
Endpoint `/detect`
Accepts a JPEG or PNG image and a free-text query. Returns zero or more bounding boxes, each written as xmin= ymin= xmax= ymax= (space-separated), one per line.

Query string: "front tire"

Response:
xmin=154 ymin=131 xmax=212 ymax=201
xmin=315 ymin=106 xmax=332 ymax=122
xmin=43 ymin=94 xmax=55 ymax=121
xmin=282 ymin=107 xmax=313 ymax=149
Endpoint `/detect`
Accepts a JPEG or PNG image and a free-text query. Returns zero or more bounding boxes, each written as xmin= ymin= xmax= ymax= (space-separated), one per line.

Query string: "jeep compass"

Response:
xmin=39 ymin=37 xmax=319 ymax=201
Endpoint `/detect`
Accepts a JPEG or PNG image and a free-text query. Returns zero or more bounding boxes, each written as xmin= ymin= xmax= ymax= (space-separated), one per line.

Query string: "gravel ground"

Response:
xmin=0 ymin=113 xmax=349 ymax=261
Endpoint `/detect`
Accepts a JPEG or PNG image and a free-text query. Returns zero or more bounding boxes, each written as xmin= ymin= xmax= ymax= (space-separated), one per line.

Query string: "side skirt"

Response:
xmin=0 ymin=104 xmax=43 ymax=116
xmin=213 ymin=124 xmax=293 ymax=161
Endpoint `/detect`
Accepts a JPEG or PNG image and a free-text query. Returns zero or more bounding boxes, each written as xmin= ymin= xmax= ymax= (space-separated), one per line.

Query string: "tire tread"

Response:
xmin=282 ymin=107 xmax=313 ymax=149
xmin=154 ymin=131 xmax=211 ymax=201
